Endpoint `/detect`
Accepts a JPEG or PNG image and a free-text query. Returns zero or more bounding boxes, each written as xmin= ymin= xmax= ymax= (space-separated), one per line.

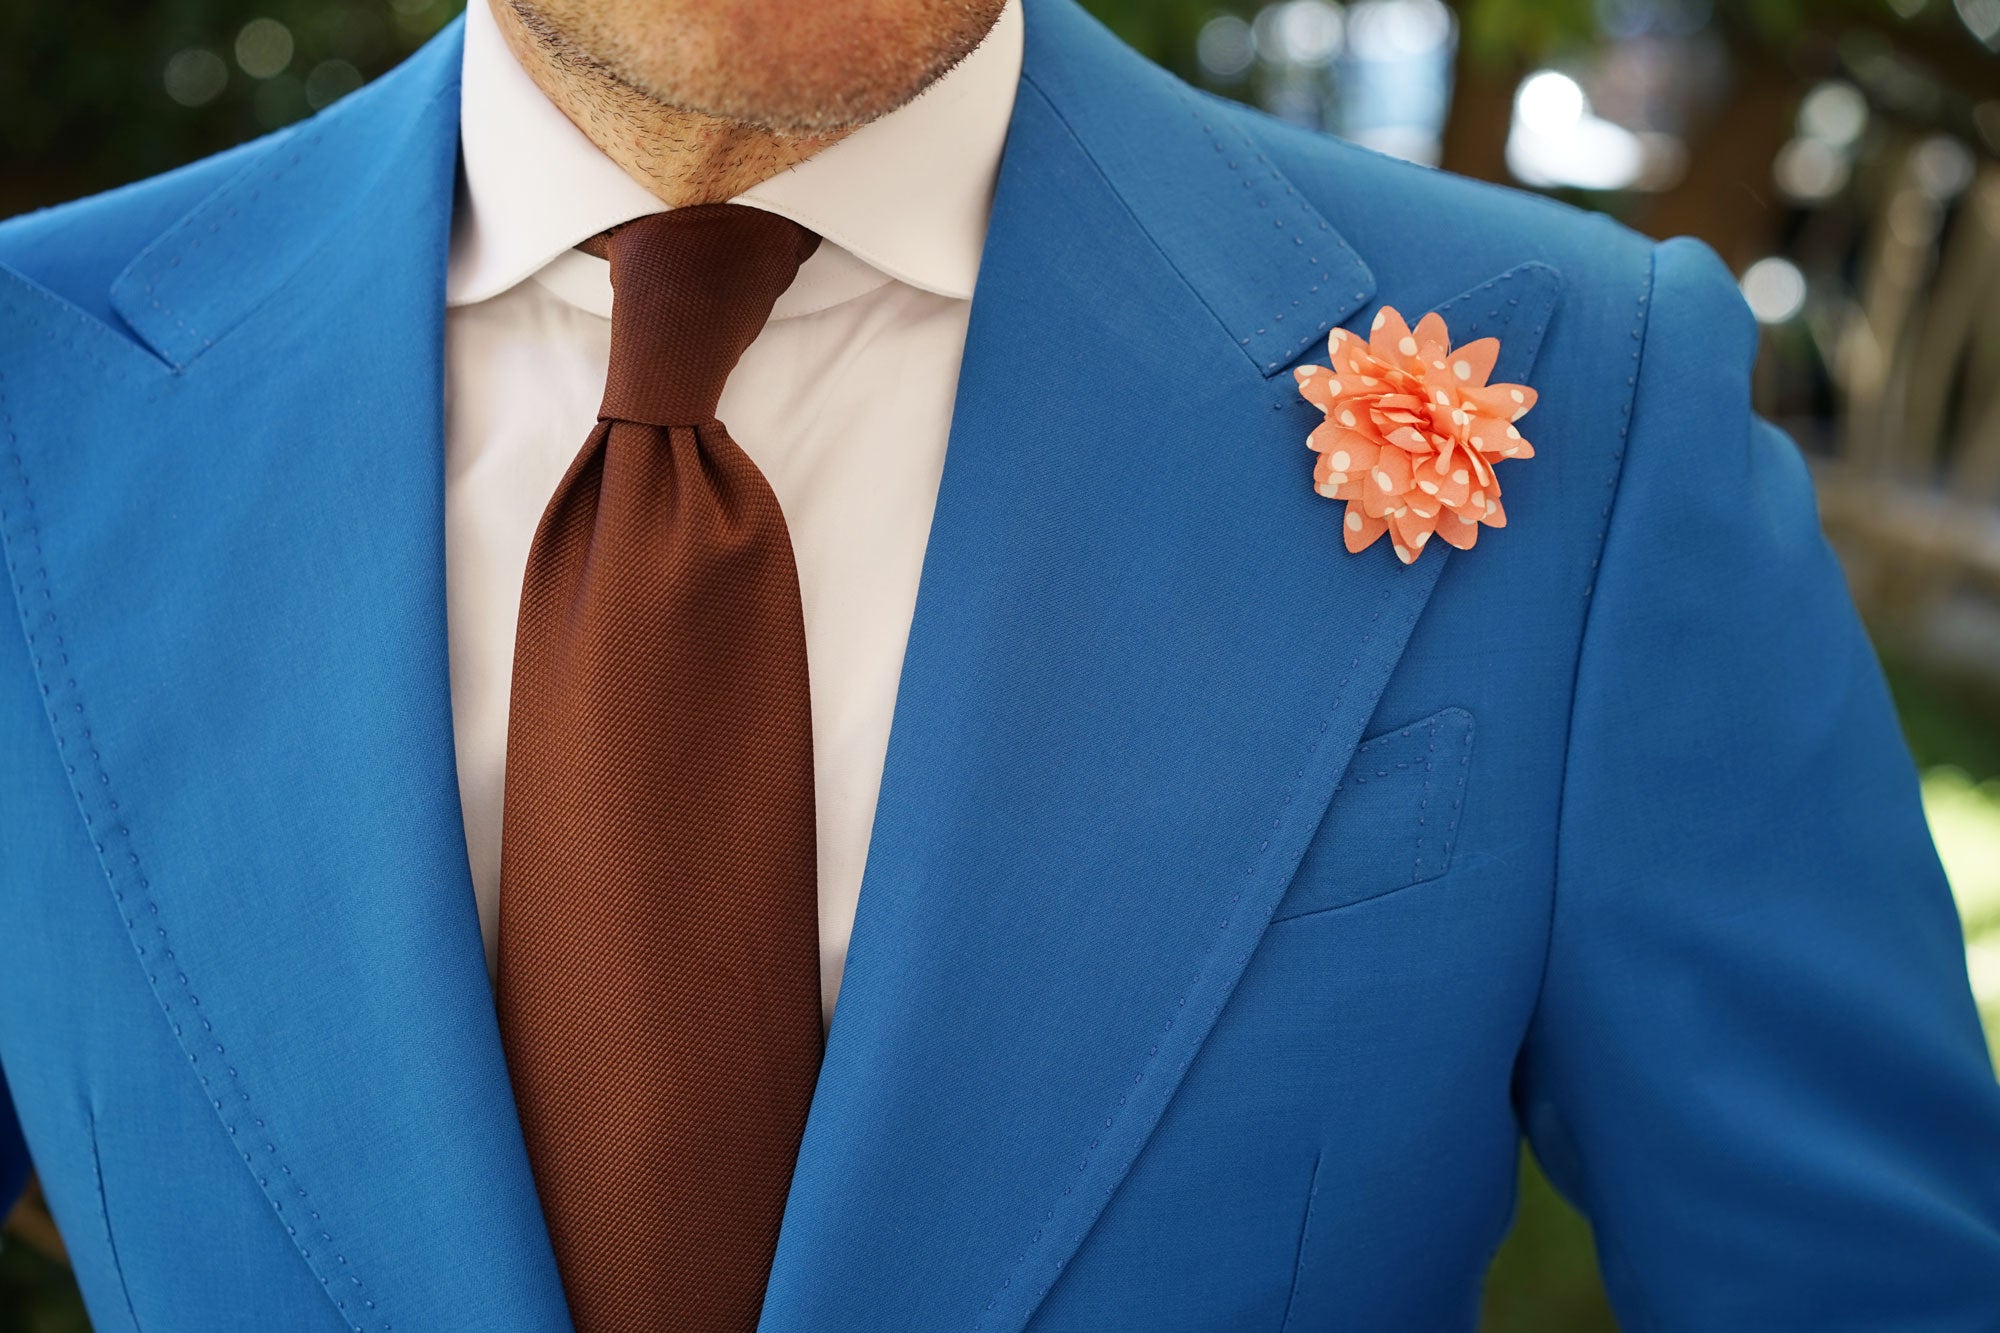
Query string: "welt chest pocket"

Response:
xmin=1271 ymin=706 xmax=1475 ymax=922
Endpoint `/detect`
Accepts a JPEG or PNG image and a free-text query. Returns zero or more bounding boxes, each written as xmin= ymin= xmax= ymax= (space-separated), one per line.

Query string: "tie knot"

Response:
xmin=596 ymin=204 xmax=821 ymax=427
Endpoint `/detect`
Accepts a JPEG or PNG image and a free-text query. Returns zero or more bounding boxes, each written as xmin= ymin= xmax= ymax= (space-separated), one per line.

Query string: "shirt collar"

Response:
xmin=446 ymin=0 xmax=1022 ymax=314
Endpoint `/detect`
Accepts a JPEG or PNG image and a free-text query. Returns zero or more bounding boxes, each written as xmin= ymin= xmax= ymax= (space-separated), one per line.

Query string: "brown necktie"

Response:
xmin=495 ymin=203 xmax=825 ymax=1333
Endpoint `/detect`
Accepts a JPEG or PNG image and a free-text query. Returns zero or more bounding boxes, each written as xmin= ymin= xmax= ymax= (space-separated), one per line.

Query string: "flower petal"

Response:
xmin=1368 ymin=305 xmax=1418 ymax=367
xmin=1436 ymin=509 xmax=1481 ymax=550
xmin=1467 ymin=416 xmax=1534 ymax=460
xmin=1343 ymin=502 xmax=1387 ymax=554
xmin=1367 ymin=445 xmax=1413 ymax=495
xmin=1445 ymin=337 xmax=1499 ymax=388
xmin=1420 ymin=453 xmax=1473 ymax=508
xmin=1314 ymin=306 xmax=1538 ymax=563
xmin=1465 ymin=448 xmax=1495 ymax=488
xmin=1308 ymin=422 xmax=1380 ymax=472
xmin=1385 ymin=424 xmax=1430 ymax=454
xmin=1412 ymin=311 xmax=1451 ymax=364
xmin=1389 ymin=507 xmax=1431 ymax=558
xmin=1328 ymin=327 xmax=1367 ymax=364
xmin=1464 ymin=381 xmax=1537 ymax=421
xmin=1294 ymin=364 xmax=1345 ymax=412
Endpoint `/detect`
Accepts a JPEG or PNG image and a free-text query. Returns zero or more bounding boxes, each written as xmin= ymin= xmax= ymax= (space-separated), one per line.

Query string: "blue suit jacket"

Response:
xmin=3 ymin=3 xmax=1997 ymax=1328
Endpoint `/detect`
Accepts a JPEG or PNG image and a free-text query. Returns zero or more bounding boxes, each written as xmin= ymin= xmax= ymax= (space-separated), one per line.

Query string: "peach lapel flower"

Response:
xmin=1293 ymin=306 xmax=1537 ymax=565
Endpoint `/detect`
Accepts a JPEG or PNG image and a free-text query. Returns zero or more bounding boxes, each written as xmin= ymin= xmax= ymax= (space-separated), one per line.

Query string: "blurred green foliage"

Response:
xmin=4 ymin=0 xmax=1956 ymax=217
xmin=0 ymin=1234 xmax=89 ymax=1333
xmin=1482 ymin=1153 xmax=1617 ymax=1333
xmin=0 ymin=0 xmax=463 ymax=213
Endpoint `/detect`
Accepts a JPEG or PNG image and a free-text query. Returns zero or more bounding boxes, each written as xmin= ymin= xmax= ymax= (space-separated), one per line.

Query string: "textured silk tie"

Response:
xmin=495 ymin=204 xmax=825 ymax=1333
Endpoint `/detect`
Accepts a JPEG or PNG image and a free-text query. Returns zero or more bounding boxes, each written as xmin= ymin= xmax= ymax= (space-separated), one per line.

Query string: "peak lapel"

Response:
xmin=760 ymin=3 xmax=1558 ymax=1329
xmin=0 ymin=21 xmax=570 ymax=1331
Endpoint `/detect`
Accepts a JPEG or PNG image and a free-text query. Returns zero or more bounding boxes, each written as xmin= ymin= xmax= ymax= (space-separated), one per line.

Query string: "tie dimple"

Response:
xmin=598 ymin=206 xmax=821 ymax=425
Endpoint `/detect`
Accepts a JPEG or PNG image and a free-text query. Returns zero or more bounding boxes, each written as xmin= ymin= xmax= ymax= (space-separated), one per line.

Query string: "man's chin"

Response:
xmin=617 ymin=33 xmax=996 ymax=137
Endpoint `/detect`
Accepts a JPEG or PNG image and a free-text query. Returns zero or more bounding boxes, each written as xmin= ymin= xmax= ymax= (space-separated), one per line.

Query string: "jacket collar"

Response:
xmin=0 ymin=2 xmax=1560 ymax=1328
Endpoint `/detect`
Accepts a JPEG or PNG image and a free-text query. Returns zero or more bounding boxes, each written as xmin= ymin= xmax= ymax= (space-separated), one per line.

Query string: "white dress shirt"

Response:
xmin=444 ymin=0 xmax=1023 ymax=1022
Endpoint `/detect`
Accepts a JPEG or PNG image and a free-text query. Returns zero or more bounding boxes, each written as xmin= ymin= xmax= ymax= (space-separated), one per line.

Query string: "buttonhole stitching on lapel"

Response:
xmin=1174 ymin=88 xmax=1370 ymax=374
xmin=1431 ymin=263 xmax=1559 ymax=356
xmin=124 ymin=124 xmax=327 ymax=359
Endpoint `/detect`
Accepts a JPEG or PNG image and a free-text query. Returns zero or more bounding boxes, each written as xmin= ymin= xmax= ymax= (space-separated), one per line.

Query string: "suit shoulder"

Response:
xmin=0 ymin=129 xmax=290 ymax=323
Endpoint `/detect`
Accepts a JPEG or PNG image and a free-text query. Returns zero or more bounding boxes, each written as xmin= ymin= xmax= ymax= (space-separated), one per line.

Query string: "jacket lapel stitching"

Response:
xmin=114 ymin=128 xmax=331 ymax=368
xmin=1175 ymin=90 xmax=1375 ymax=377
xmin=0 ymin=321 xmax=394 ymax=1333
xmin=1011 ymin=67 xmax=1374 ymax=384
xmin=0 ymin=267 xmax=153 ymax=382
xmin=112 ymin=72 xmax=462 ymax=373
xmin=1433 ymin=262 xmax=1562 ymax=356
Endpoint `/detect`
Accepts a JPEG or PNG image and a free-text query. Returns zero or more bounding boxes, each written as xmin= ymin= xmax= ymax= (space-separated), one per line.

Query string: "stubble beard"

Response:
xmin=501 ymin=0 xmax=1004 ymax=137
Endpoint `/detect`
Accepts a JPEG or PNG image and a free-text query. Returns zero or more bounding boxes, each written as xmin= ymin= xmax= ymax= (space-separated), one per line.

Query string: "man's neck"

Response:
xmin=489 ymin=0 xmax=858 ymax=208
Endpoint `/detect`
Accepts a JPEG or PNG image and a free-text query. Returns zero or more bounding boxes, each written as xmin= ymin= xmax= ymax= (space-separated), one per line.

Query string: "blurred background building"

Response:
xmin=3 ymin=0 xmax=1998 ymax=1327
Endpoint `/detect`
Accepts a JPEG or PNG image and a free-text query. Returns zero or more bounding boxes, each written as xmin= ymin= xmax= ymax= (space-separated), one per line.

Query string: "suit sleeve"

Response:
xmin=1515 ymin=235 xmax=2000 ymax=1330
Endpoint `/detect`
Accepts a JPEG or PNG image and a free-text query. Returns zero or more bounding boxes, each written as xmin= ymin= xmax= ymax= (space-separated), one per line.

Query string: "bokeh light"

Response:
xmin=162 ymin=48 xmax=229 ymax=108
xmin=1740 ymin=256 xmax=1808 ymax=324
xmin=234 ymin=16 xmax=294 ymax=79
xmin=1195 ymin=13 xmax=1256 ymax=82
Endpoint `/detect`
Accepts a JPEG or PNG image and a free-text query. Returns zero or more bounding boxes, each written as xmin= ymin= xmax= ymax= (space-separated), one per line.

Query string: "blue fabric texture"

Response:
xmin=0 ymin=0 xmax=1995 ymax=1329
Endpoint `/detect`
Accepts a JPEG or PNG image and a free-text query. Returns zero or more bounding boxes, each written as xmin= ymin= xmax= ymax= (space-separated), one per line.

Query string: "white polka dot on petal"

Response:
xmin=1398 ymin=336 xmax=1419 ymax=356
xmin=1452 ymin=469 xmax=1469 ymax=485
xmin=1417 ymin=480 xmax=1440 ymax=495
xmin=1374 ymin=469 xmax=1395 ymax=490
xmin=1510 ymin=388 xmax=1525 ymax=403
xmin=1470 ymin=490 xmax=1484 ymax=508
xmin=1506 ymin=424 xmax=1521 ymax=439
xmin=1413 ymin=530 xmax=1430 ymax=546
xmin=1453 ymin=360 xmax=1471 ymax=381
xmin=1338 ymin=409 xmax=1356 ymax=428
xmin=1372 ymin=310 xmax=1388 ymax=332
xmin=1394 ymin=545 xmax=1413 ymax=563
xmin=1330 ymin=450 xmax=1351 ymax=470
xmin=1346 ymin=510 xmax=1362 ymax=531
